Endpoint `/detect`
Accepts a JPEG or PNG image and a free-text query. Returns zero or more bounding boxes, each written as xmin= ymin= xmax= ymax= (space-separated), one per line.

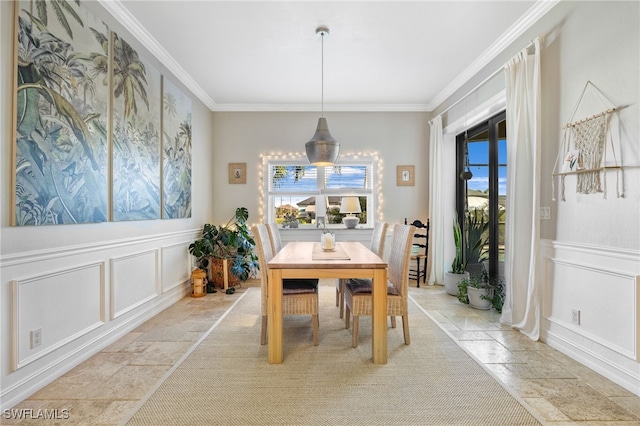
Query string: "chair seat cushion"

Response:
xmin=345 ymin=278 xmax=400 ymax=296
xmin=283 ymin=279 xmax=318 ymax=294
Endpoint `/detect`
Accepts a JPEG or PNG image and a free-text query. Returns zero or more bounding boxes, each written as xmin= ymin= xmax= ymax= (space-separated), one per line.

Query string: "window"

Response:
xmin=456 ymin=111 xmax=506 ymax=282
xmin=264 ymin=156 xmax=378 ymax=229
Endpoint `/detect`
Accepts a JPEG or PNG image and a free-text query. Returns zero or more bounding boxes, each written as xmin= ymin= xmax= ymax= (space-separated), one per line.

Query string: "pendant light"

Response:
xmin=306 ymin=26 xmax=339 ymax=166
xmin=459 ymin=130 xmax=473 ymax=180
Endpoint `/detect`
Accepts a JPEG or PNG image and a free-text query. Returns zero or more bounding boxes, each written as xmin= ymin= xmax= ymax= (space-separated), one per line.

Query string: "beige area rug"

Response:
xmin=122 ymin=286 xmax=542 ymax=425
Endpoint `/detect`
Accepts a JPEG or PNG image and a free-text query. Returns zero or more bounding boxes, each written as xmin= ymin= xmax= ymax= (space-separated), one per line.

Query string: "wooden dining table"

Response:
xmin=267 ymin=241 xmax=388 ymax=364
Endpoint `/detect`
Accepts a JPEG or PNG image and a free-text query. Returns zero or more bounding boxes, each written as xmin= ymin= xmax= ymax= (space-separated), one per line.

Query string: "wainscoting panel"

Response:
xmin=541 ymin=239 xmax=640 ymax=395
xmin=545 ymin=258 xmax=638 ymax=360
xmin=13 ymin=262 xmax=105 ymax=370
xmin=110 ymin=249 xmax=159 ymax=319
xmin=161 ymin=242 xmax=190 ymax=293
xmin=1 ymin=229 xmax=199 ymax=411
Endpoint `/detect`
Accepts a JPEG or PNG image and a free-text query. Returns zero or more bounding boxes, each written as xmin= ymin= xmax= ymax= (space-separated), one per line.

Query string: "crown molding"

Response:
xmin=210 ymin=103 xmax=431 ymax=112
xmin=101 ymin=0 xmax=558 ymax=113
xmin=427 ymin=0 xmax=560 ymax=112
xmin=98 ymin=0 xmax=218 ymax=110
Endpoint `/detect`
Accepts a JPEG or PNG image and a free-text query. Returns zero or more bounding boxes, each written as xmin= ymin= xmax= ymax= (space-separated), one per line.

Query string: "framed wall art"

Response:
xmin=13 ymin=0 xmax=110 ymax=225
xmin=229 ymin=163 xmax=247 ymax=184
xmin=162 ymin=77 xmax=192 ymax=219
xmin=112 ymin=31 xmax=162 ymax=222
xmin=396 ymin=165 xmax=415 ymax=186
xmin=13 ymin=0 xmax=194 ymax=225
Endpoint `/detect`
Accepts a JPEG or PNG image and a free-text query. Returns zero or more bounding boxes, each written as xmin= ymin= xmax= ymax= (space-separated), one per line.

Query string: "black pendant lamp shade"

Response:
xmin=460 ymin=131 xmax=473 ymax=180
xmin=306 ymin=26 xmax=339 ymax=166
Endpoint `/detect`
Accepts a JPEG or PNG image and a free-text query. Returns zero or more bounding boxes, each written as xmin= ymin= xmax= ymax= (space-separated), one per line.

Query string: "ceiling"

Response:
xmin=104 ymin=1 xmax=551 ymax=112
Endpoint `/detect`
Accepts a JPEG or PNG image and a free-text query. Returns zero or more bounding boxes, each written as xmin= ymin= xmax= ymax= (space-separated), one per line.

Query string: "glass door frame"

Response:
xmin=455 ymin=110 xmax=506 ymax=281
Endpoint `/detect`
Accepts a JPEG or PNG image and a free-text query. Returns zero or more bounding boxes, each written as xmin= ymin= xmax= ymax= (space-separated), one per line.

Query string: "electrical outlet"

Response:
xmin=31 ymin=328 xmax=42 ymax=348
xmin=570 ymin=309 xmax=580 ymax=325
xmin=541 ymin=206 xmax=551 ymax=220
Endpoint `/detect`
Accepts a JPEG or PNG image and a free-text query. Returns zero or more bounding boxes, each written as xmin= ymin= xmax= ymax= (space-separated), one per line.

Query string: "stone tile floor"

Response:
xmin=410 ymin=284 xmax=640 ymax=425
xmin=4 ymin=279 xmax=639 ymax=425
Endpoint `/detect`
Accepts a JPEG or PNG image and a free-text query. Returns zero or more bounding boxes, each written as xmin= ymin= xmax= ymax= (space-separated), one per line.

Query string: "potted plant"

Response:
xmin=282 ymin=212 xmax=299 ymax=228
xmin=188 ymin=238 xmax=216 ymax=293
xmin=457 ymin=270 xmax=504 ymax=312
xmin=466 ymin=277 xmax=492 ymax=310
xmin=464 ymin=209 xmax=489 ymax=277
xmin=189 ymin=207 xmax=259 ymax=289
xmin=456 ymin=274 xmax=482 ymax=305
xmin=444 ymin=217 xmax=470 ymax=295
xmin=486 ymin=277 xmax=505 ymax=313
xmin=456 ymin=276 xmax=471 ymax=304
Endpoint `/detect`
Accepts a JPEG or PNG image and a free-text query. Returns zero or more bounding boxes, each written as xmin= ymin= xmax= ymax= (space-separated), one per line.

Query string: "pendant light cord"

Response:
xmin=321 ymin=32 xmax=324 ymax=118
xmin=464 ymin=130 xmax=469 ymax=170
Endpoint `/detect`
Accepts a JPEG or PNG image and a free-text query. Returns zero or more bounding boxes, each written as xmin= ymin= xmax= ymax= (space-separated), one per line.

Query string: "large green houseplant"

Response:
xmin=444 ymin=217 xmax=471 ymax=295
xmin=464 ymin=208 xmax=489 ymax=276
xmin=189 ymin=207 xmax=258 ymax=288
xmin=451 ymin=216 xmax=466 ymax=274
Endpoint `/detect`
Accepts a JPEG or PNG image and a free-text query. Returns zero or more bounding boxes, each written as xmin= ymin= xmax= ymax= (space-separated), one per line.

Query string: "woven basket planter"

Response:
xmin=208 ymin=258 xmax=240 ymax=289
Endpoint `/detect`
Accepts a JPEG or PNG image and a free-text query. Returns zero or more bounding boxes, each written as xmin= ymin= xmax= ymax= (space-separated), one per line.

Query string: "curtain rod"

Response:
xmin=431 ymin=36 xmax=543 ymax=124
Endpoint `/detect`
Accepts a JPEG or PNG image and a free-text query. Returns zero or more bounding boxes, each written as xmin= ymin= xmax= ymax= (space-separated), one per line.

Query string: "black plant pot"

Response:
xmin=466 ymin=262 xmax=485 ymax=278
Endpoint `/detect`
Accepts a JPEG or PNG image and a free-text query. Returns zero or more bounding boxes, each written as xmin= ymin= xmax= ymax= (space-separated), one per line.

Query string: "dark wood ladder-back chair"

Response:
xmin=404 ymin=218 xmax=429 ymax=287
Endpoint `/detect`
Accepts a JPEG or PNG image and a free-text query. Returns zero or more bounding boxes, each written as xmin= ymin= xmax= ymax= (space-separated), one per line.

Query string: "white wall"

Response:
xmin=0 ymin=1 xmax=215 ymax=408
xmin=210 ymin=112 xmax=430 ymax=227
xmin=434 ymin=1 xmax=640 ymax=395
xmin=538 ymin=0 xmax=640 ymax=396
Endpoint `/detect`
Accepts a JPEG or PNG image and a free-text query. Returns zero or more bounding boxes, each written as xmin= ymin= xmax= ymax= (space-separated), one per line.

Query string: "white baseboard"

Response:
xmin=543 ymin=329 xmax=640 ymax=396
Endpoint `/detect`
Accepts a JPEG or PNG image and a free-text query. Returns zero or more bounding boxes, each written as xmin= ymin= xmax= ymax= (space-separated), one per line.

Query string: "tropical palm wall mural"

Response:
xmin=112 ymin=32 xmax=162 ymax=221
xmin=162 ymin=78 xmax=192 ymax=219
xmin=13 ymin=0 xmax=192 ymax=226
xmin=15 ymin=0 xmax=110 ymax=225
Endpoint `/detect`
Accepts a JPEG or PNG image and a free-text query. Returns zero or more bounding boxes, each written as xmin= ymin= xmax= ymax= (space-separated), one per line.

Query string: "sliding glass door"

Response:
xmin=456 ymin=111 xmax=506 ymax=282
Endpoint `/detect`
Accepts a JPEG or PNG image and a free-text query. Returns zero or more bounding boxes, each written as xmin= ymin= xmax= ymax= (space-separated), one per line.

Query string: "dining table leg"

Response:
xmin=267 ymin=268 xmax=283 ymax=364
xmin=371 ymin=268 xmax=388 ymax=364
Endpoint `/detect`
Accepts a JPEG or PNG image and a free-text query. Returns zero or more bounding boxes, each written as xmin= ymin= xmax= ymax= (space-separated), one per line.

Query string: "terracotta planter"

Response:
xmin=468 ymin=287 xmax=492 ymax=310
xmin=444 ymin=271 xmax=470 ymax=296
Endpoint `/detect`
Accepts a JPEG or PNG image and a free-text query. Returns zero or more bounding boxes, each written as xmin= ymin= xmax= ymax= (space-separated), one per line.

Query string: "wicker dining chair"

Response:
xmin=252 ymin=224 xmax=319 ymax=346
xmin=344 ymin=223 xmax=415 ymax=348
xmin=266 ymin=223 xmax=283 ymax=253
xmin=335 ymin=222 xmax=388 ymax=319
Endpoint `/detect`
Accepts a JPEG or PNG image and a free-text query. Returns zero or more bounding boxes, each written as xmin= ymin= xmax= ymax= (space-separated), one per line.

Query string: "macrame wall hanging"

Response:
xmin=552 ymin=81 xmax=622 ymax=201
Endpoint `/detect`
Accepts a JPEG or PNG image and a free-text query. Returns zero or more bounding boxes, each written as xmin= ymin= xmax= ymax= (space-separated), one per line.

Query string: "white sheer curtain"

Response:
xmin=428 ymin=115 xmax=444 ymax=285
xmin=501 ymin=38 xmax=542 ymax=340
